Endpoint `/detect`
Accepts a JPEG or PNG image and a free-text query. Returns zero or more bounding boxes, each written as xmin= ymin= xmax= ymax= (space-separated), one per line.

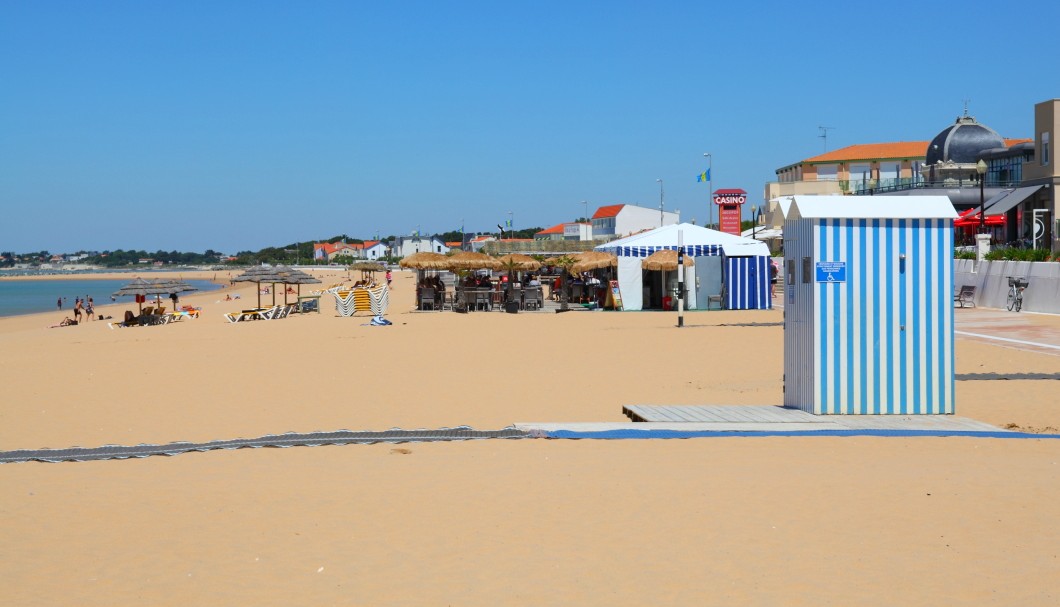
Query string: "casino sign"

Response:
xmin=712 ymin=188 xmax=747 ymax=236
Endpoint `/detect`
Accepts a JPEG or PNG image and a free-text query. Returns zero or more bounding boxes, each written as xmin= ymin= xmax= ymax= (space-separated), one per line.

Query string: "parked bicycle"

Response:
xmin=1006 ymin=276 xmax=1028 ymax=312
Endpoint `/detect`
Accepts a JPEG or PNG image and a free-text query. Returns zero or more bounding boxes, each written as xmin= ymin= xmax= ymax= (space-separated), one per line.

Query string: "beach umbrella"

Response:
xmin=399 ymin=252 xmax=449 ymax=270
xmin=569 ymin=251 xmax=617 ymax=274
xmin=112 ymin=277 xmax=184 ymax=314
xmin=275 ymin=267 xmax=322 ymax=304
xmin=349 ymin=261 xmax=387 ymax=284
xmin=231 ymin=265 xmax=287 ymax=308
xmin=495 ymin=254 xmax=541 ymax=271
xmin=146 ymin=278 xmax=199 ymax=310
xmin=641 ymin=249 xmax=695 ymax=271
xmin=350 ymin=261 xmax=387 ymax=273
xmin=445 ymin=251 xmax=501 ymax=271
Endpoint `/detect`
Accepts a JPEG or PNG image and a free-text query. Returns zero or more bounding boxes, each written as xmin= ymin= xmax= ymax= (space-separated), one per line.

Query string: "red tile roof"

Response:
xmin=535 ymin=223 xmax=566 ymax=235
xmin=801 ymin=139 xmax=1032 ymax=164
xmin=803 ymin=142 xmax=930 ymax=163
xmin=445 ymin=241 xmax=462 ymax=247
xmin=593 ymin=204 xmax=624 ymax=219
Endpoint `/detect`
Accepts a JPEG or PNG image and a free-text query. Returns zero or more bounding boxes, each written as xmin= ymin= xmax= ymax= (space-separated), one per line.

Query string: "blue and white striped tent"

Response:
xmin=782 ymin=196 xmax=958 ymax=415
xmin=595 ymin=223 xmax=771 ymax=311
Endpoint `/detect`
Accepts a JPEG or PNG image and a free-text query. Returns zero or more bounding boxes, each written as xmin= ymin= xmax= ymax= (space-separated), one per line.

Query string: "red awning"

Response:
xmin=954 ymin=208 xmax=1005 ymax=228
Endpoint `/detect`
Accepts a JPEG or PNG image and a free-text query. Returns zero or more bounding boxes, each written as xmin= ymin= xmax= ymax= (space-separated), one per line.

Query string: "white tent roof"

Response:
xmin=596 ymin=222 xmax=770 ymax=257
xmin=783 ymin=195 xmax=958 ymax=220
xmin=767 ymin=196 xmax=794 ymax=228
xmin=740 ymin=227 xmax=783 ymax=241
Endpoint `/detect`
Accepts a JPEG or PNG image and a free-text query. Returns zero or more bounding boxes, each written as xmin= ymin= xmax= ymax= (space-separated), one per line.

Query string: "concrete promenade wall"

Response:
xmin=954 ymin=259 xmax=1060 ymax=314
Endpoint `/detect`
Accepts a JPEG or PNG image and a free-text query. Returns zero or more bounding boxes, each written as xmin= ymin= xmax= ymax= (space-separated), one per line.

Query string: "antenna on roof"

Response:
xmin=962 ymin=99 xmax=971 ymax=117
xmin=818 ymin=126 xmax=835 ymax=152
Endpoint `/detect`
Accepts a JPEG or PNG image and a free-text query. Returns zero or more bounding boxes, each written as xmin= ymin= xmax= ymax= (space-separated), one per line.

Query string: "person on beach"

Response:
xmin=51 ymin=316 xmax=77 ymax=327
xmin=386 ymin=270 xmax=393 ymax=288
xmin=770 ymin=259 xmax=779 ymax=298
xmin=73 ymin=299 xmax=83 ymax=323
xmin=85 ymin=296 xmax=94 ymax=320
xmin=57 ymin=297 xmax=62 ymax=311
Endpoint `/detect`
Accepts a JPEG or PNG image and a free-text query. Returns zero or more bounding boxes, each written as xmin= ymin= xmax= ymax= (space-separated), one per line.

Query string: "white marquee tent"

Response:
xmin=595 ymin=223 xmax=771 ymax=311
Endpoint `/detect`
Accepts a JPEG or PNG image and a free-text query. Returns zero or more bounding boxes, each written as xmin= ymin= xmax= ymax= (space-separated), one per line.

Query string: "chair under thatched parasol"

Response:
xmin=641 ymin=249 xmax=695 ymax=272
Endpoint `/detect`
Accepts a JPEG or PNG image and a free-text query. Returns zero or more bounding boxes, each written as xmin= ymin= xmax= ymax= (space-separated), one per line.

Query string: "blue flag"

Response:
xmin=696 ymin=169 xmax=711 ymax=182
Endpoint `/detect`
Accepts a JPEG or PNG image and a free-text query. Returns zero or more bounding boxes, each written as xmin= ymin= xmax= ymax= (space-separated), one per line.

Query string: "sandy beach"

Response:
xmin=1 ymin=268 xmax=1058 ymax=606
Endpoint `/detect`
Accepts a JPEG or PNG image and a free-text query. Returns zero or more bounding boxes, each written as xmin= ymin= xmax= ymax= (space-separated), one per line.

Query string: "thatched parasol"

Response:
xmin=399 ymin=252 xmax=449 ymax=270
xmin=641 ymin=249 xmax=695 ymax=272
xmin=231 ymin=265 xmax=291 ymax=308
xmin=275 ymin=267 xmax=322 ymax=305
xmin=349 ymin=261 xmax=387 ymax=273
xmin=569 ymin=251 xmax=617 ymax=274
xmin=446 ymin=251 xmax=501 ymax=271
xmin=495 ymin=254 xmax=541 ymax=272
xmin=112 ymin=277 xmax=195 ymax=313
xmin=146 ymin=278 xmax=199 ymax=310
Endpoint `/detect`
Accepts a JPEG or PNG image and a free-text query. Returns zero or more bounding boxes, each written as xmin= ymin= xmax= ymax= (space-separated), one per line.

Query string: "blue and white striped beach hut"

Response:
xmin=595 ymin=223 xmax=771 ymax=311
xmin=782 ymin=196 xmax=958 ymax=415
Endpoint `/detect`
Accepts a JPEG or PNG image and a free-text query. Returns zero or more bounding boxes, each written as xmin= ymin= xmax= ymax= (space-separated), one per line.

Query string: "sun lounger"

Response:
xmin=225 ymin=308 xmax=266 ymax=323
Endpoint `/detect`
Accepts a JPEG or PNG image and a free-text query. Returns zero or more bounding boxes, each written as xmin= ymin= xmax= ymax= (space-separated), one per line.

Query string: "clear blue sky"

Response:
xmin=2 ymin=1 xmax=1058 ymax=254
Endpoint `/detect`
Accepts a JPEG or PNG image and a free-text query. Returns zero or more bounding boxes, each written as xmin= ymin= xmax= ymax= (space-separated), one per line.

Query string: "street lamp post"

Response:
xmin=581 ymin=200 xmax=589 ymax=240
xmin=976 ymin=159 xmax=988 ymax=233
xmin=752 ymin=205 xmax=758 ymax=240
xmin=703 ymin=153 xmax=713 ymax=228
xmin=656 ymin=179 xmax=664 ymax=226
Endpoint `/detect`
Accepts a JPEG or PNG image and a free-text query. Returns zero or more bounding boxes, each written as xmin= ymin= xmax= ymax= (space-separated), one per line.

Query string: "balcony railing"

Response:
xmin=853 ymin=178 xmax=1023 ymax=195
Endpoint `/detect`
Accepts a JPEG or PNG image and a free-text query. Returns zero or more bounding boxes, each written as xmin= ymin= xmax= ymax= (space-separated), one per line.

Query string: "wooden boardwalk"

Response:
xmin=621 ymin=405 xmax=1006 ymax=432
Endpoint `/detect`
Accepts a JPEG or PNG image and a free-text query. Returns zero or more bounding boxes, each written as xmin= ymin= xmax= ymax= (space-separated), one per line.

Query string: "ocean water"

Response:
xmin=0 ymin=278 xmax=223 ymax=317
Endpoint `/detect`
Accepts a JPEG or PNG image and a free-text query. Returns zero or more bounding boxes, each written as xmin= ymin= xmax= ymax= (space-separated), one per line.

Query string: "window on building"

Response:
xmin=816 ymin=164 xmax=838 ymax=181
xmin=1042 ymin=132 xmax=1051 ymax=166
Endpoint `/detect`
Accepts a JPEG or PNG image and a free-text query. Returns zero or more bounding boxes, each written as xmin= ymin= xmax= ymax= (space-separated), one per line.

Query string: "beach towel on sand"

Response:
xmin=364 ymin=315 xmax=392 ymax=326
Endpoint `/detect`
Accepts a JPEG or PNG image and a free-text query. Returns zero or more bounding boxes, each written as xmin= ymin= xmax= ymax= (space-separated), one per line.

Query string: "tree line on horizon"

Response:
xmin=1 ymin=227 xmax=548 ymax=268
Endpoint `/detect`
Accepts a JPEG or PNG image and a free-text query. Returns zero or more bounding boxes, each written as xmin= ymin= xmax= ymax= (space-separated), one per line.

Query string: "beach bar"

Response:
xmin=782 ymin=196 xmax=958 ymax=415
xmin=595 ymin=223 xmax=771 ymax=311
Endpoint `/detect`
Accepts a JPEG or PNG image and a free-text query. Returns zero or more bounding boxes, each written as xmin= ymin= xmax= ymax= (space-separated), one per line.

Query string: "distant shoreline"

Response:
xmin=0 ymin=270 xmax=230 ymax=282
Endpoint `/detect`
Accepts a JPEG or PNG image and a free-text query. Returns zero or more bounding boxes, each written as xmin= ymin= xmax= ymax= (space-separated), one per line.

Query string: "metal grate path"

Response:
xmin=0 ymin=427 xmax=533 ymax=464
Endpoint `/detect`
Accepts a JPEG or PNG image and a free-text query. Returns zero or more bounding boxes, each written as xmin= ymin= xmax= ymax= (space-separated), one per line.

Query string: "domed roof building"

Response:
xmin=922 ymin=112 xmax=1006 ymax=184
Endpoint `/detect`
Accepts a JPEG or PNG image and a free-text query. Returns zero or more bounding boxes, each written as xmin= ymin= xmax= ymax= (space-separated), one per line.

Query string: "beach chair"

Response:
xmin=224 ymin=308 xmax=262 ymax=323
xmin=420 ymin=287 xmax=436 ymax=311
xmin=524 ymin=287 xmax=544 ymax=311
xmin=571 ymin=284 xmax=584 ymax=303
xmin=954 ymin=285 xmax=976 ymax=308
xmin=257 ymin=306 xmax=280 ymax=320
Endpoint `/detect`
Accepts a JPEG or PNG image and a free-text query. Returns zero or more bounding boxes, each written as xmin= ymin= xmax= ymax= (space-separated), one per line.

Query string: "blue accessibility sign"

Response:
xmin=815 ymin=261 xmax=847 ymax=283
